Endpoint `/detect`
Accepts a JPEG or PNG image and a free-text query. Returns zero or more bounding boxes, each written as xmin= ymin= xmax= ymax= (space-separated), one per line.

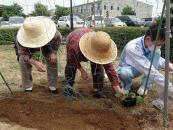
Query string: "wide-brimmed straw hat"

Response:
xmin=79 ymin=31 xmax=117 ymax=64
xmin=17 ymin=17 xmax=56 ymax=48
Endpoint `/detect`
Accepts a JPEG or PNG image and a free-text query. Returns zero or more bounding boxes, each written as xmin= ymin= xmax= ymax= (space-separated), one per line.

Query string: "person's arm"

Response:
xmin=50 ymin=31 xmax=62 ymax=53
xmin=158 ymin=57 xmax=165 ymax=69
xmin=103 ymin=63 xmax=119 ymax=86
xmin=43 ymin=32 xmax=62 ymax=53
xmin=29 ymin=58 xmax=46 ymax=72
xmin=42 ymin=32 xmax=62 ymax=64
xmin=126 ymin=46 xmax=171 ymax=88
xmin=67 ymin=45 xmax=89 ymax=80
xmin=169 ymin=63 xmax=173 ymax=71
xmin=68 ymin=46 xmax=82 ymax=68
xmin=157 ymin=57 xmax=173 ymax=72
xmin=15 ymin=41 xmax=31 ymax=63
xmin=15 ymin=41 xmax=46 ymax=72
xmin=103 ymin=63 xmax=127 ymax=94
xmin=78 ymin=66 xmax=89 ymax=80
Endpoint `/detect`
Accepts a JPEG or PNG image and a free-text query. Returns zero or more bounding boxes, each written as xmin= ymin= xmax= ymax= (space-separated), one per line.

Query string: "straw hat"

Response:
xmin=17 ymin=17 xmax=56 ymax=48
xmin=79 ymin=31 xmax=117 ymax=64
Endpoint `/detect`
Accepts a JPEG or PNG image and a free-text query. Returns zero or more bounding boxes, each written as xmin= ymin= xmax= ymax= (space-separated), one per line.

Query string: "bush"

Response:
xmin=0 ymin=27 xmax=172 ymax=60
xmin=96 ymin=27 xmax=147 ymax=49
xmin=0 ymin=28 xmax=18 ymax=45
xmin=0 ymin=27 xmax=71 ymax=45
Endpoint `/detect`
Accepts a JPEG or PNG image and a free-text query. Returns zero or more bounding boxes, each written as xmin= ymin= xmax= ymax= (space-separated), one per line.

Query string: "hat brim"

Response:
xmin=79 ymin=32 xmax=117 ymax=64
xmin=17 ymin=18 xmax=56 ymax=48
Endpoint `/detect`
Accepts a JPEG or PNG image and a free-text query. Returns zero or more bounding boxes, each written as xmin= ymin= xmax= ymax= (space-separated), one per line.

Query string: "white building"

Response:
xmin=73 ymin=0 xmax=153 ymax=19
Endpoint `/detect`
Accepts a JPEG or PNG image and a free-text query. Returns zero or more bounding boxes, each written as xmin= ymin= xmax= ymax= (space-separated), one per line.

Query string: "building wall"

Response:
xmin=73 ymin=0 xmax=153 ymax=19
xmin=73 ymin=1 xmax=102 ymax=19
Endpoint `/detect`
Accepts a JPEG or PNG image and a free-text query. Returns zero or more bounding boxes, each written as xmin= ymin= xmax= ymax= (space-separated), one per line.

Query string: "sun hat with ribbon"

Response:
xmin=17 ymin=16 xmax=56 ymax=48
xmin=79 ymin=31 xmax=117 ymax=64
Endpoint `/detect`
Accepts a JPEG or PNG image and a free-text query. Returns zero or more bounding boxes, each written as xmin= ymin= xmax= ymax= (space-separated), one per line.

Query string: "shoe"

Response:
xmin=49 ymin=86 xmax=58 ymax=94
xmin=63 ymin=85 xmax=74 ymax=97
xmin=49 ymin=89 xmax=58 ymax=94
xmin=104 ymin=73 xmax=108 ymax=80
xmin=152 ymin=98 xmax=164 ymax=110
xmin=137 ymin=86 xmax=148 ymax=96
xmin=92 ymin=90 xmax=106 ymax=98
xmin=24 ymin=89 xmax=32 ymax=93
xmin=24 ymin=87 xmax=32 ymax=93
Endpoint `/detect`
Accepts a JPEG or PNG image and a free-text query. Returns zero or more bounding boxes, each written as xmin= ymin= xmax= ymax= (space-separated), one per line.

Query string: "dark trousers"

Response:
xmin=65 ymin=62 xmax=104 ymax=91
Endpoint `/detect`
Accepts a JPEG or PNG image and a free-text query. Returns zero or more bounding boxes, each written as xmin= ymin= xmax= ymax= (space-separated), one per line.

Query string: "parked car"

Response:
xmin=142 ymin=17 xmax=154 ymax=26
xmin=57 ymin=15 xmax=85 ymax=28
xmin=0 ymin=21 xmax=10 ymax=28
xmin=9 ymin=16 xmax=24 ymax=28
xmin=104 ymin=17 xmax=126 ymax=27
xmin=116 ymin=15 xmax=144 ymax=26
xmin=0 ymin=17 xmax=3 ymax=22
xmin=86 ymin=15 xmax=105 ymax=27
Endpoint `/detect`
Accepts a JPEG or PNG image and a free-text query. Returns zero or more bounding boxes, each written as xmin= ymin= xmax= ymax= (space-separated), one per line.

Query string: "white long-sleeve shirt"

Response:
xmin=118 ymin=36 xmax=171 ymax=88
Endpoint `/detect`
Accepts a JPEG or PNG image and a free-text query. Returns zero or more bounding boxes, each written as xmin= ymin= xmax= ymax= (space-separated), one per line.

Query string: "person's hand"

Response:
xmin=79 ymin=67 xmax=89 ymax=81
xmin=49 ymin=53 xmax=57 ymax=64
xmin=113 ymin=85 xmax=127 ymax=95
xmin=80 ymin=69 xmax=89 ymax=81
xmin=34 ymin=61 xmax=46 ymax=72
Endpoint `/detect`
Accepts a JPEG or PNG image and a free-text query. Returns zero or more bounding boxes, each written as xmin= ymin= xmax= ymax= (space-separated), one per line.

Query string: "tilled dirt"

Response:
xmin=0 ymin=80 xmax=170 ymax=130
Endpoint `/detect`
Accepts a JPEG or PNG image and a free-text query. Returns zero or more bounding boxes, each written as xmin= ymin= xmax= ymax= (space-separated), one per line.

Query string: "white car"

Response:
xmin=86 ymin=15 xmax=105 ymax=27
xmin=104 ymin=17 xmax=127 ymax=27
xmin=57 ymin=15 xmax=85 ymax=28
xmin=0 ymin=21 xmax=10 ymax=28
xmin=9 ymin=16 xmax=24 ymax=28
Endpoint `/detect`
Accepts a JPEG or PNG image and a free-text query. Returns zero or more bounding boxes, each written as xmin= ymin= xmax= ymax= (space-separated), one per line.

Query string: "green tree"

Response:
xmin=0 ymin=5 xmax=4 ymax=16
xmin=121 ymin=5 xmax=136 ymax=15
xmin=31 ymin=3 xmax=50 ymax=16
xmin=53 ymin=5 xmax=70 ymax=22
xmin=0 ymin=3 xmax=24 ymax=20
xmin=171 ymin=0 xmax=173 ymax=26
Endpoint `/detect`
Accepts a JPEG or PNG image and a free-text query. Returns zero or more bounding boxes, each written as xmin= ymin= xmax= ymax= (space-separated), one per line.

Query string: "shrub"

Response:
xmin=96 ymin=27 xmax=147 ymax=49
xmin=0 ymin=28 xmax=18 ymax=45
xmin=0 ymin=27 xmax=172 ymax=60
xmin=0 ymin=27 xmax=71 ymax=45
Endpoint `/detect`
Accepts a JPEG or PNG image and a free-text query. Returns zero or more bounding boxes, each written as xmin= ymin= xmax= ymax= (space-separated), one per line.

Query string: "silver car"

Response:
xmin=9 ymin=16 xmax=24 ymax=28
xmin=86 ymin=15 xmax=105 ymax=27
xmin=104 ymin=17 xmax=127 ymax=27
xmin=0 ymin=21 xmax=10 ymax=28
xmin=57 ymin=15 xmax=85 ymax=28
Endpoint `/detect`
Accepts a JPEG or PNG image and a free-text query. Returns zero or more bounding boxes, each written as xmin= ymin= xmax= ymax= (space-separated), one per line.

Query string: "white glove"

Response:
xmin=159 ymin=83 xmax=173 ymax=99
xmin=169 ymin=63 xmax=173 ymax=72
xmin=168 ymin=85 xmax=173 ymax=99
xmin=152 ymin=98 xmax=164 ymax=110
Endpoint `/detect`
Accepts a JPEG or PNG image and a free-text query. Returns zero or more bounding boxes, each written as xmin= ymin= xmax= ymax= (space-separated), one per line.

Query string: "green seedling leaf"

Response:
xmin=136 ymin=96 xmax=144 ymax=104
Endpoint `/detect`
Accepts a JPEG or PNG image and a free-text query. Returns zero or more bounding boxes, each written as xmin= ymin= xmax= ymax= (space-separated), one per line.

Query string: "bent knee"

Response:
xmin=117 ymin=68 xmax=133 ymax=80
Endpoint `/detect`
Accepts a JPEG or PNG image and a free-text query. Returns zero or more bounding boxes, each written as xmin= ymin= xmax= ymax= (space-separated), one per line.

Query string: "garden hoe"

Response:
xmin=0 ymin=71 xmax=13 ymax=95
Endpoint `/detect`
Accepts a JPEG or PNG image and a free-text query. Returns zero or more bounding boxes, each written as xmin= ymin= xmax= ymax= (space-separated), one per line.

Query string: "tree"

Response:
xmin=53 ymin=5 xmax=70 ymax=22
xmin=171 ymin=0 xmax=173 ymax=26
xmin=121 ymin=5 xmax=136 ymax=15
xmin=0 ymin=3 xmax=24 ymax=20
xmin=31 ymin=3 xmax=50 ymax=16
xmin=0 ymin=5 xmax=4 ymax=16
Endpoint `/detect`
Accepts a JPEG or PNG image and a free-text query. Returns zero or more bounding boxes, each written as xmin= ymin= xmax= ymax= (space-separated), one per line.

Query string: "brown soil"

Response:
xmin=0 ymin=79 xmax=170 ymax=130
xmin=0 ymin=45 xmax=173 ymax=130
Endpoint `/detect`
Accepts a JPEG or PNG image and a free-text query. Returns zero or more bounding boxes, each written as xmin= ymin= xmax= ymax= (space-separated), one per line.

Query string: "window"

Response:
xmin=59 ymin=17 xmax=64 ymax=21
xmin=9 ymin=17 xmax=24 ymax=24
xmin=117 ymin=6 xmax=120 ymax=11
xmin=104 ymin=5 xmax=106 ymax=10
xmin=97 ymin=4 xmax=100 ymax=10
xmin=111 ymin=6 xmax=114 ymax=10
